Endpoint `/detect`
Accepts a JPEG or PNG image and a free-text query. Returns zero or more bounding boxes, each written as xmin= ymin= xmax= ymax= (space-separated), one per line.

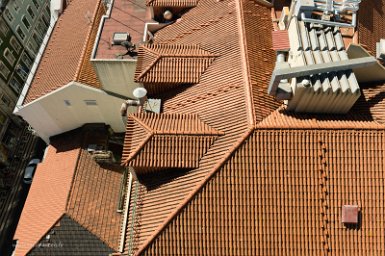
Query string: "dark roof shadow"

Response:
xmin=137 ymin=168 xmax=192 ymax=191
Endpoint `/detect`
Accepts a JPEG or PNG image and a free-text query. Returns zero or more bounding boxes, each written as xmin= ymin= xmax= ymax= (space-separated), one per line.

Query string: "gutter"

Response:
xmin=119 ymin=171 xmax=133 ymax=253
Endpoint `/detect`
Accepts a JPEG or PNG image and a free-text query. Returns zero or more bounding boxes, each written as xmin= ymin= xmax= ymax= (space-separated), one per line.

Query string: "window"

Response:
xmin=0 ymin=20 xmax=9 ymax=35
xmin=36 ymin=20 xmax=44 ymax=34
xmin=0 ymin=38 xmax=3 ymax=46
xmin=16 ymin=64 xmax=29 ymax=81
xmin=64 ymin=100 xmax=71 ymax=106
xmin=10 ymin=36 xmax=21 ymax=53
xmin=42 ymin=12 xmax=49 ymax=27
xmin=9 ymin=77 xmax=22 ymax=93
xmin=13 ymin=2 xmax=20 ymax=12
xmin=3 ymin=48 xmax=16 ymax=66
xmin=1 ymin=94 xmax=11 ymax=107
xmin=27 ymin=42 xmax=37 ymax=58
xmin=22 ymin=16 xmax=31 ymax=29
xmin=84 ymin=100 xmax=97 ymax=106
xmin=16 ymin=26 xmax=25 ymax=41
xmin=32 ymin=0 xmax=39 ymax=9
xmin=0 ymin=61 xmax=10 ymax=79
xmin=4 ymin=8 xmax=14 ymax=23
xmin=27 ymin=6 xmax=35 ymax=19
xmin=45 ymin=4 xmax=50 ymax=15
xmin=21 ymin=53 xmax=33 ymax=67
xmin=32 ymin=33 xmax=42 ymax=45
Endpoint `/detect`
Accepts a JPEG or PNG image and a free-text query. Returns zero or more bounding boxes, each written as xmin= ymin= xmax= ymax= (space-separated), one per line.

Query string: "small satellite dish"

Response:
xmin=133 ymin=87 xmax=147 ymax=98
xmin=163 ymin=10 xmax=173 ymax=21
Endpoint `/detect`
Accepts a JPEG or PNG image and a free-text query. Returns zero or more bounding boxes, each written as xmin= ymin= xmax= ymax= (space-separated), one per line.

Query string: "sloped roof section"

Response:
xmin=13 ymin=131 xmax=82 ymax=256
xmin=271 ymin=30 xmax=290 ymax=51
xmin=135 ymin=44 xmax=217 ymax=85
xmin=256 ymin=106 xmax=385 ymax=129
xmin=139 ymin=128 xmax=385 ymax=255
xmin=14 ymin=127 xmax=124 ymax=255
xmin=123 ymin=0 xmax=275 ymax=253
xmin=28 ymin=215 xmax=114 ymax=256
xmin=66 ymin=149 xmax=123 ymax=251
xmin=123 ymin=113 xmax=224 ymax=170
xmin=146 ymin=0 xmax=198 ymax=6
xmin=240 ymin=0 xmax=281 ymax=123
xmin=23 ymin=0 xmax=103 ymax=105
xmin=358 ymin=0 xmax=385 ymax=54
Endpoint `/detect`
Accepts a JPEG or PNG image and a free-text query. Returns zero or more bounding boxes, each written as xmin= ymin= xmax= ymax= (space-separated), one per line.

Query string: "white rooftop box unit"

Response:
xmin=112 ymin=32 xmax=131 ymax=45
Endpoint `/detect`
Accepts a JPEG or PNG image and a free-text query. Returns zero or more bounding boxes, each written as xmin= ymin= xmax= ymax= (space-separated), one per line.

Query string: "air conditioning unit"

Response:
xmin=112 ymin=32 xmax=131 ymax=45
xmin=376 ymin=39 xmax=385 ymax=60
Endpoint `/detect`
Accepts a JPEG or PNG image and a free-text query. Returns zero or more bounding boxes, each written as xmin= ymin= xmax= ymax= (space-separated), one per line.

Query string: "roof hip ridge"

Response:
xmin=74 ymin=0 xmax=103 ymax=81
xmin=134 ymin=127 xmax=254 ymax=255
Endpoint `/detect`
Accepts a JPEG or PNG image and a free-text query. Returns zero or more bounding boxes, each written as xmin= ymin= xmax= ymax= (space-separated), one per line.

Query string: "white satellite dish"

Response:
xmin=133 ymin=87 xmax=147 ymax=98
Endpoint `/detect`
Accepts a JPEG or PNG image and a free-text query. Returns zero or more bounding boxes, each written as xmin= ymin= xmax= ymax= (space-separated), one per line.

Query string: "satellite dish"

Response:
xmin=133 ymin=87 xmax=147 ymax=98
xmin=163 ymin=10 xmax=173 ymax=21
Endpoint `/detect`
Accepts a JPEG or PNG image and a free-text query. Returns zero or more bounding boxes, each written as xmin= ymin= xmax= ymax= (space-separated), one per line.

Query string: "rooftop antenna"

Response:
xmin=120 ymin=88 xmax=148 ymax=116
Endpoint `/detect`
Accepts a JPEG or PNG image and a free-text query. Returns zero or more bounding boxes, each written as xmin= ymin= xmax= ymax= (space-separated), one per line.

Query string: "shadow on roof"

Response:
xmin=137 ymin=168 xmax=192 ymax=190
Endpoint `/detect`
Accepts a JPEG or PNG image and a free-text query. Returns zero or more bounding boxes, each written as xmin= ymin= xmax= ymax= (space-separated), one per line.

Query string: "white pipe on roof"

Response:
xmin=119 ymin=172 xmax=133 ymax=253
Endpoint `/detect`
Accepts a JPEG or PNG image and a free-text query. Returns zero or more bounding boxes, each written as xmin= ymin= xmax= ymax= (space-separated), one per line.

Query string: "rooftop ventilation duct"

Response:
xmin=341 ymin=205 xmax=359 ymax=224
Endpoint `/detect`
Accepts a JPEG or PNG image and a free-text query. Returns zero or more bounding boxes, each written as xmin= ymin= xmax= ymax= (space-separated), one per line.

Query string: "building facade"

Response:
xmin=0 ymin=0 xmax=50 ymax=163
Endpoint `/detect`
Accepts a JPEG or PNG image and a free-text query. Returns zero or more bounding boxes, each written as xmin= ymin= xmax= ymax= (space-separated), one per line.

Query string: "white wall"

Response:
xmin=16 ymin=82 xmax=126 ymax=142
xmin=92 ymin=60 xmax=141 ymax=98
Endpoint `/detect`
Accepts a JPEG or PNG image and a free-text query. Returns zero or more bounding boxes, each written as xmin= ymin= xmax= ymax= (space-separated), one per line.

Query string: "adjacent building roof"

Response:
xmin=358 ymin=0 xmax=385 ymax=54
xmin=14 ymin=128 xmax=124 ymax=255
xmin=93 ymin=0 xmax=151 ymax=59
xmin=23 ymin=0 xmax=104 ymax=105
xmin=123 ymin=113 xmax=223 ymax=170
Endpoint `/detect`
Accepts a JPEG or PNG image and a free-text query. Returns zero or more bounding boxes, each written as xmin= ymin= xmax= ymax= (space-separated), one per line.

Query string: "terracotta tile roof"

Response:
xmin=123 ymin=0 xmax=256 ymax=252
xmin=66 ymin=149 xmax=123 ymax=250
xmin=23 ymin=0 xmax=103 ymax=105
xmin=121 ymin=0 xmax=385 ymax=255
xmin=271 ymin=30 xmax=290 ymax=51
xmin=13 ymin=132 xmax=82 ymax=256
xmin=146 ymin=0 xmax=198 ymax=7
xmin=75 ymin=2 xmax=105 ymax=88
xmin=138 ymin=129 xmax=385 ymax=255
xmin=358 ymin=0 xmax=385 ymax=54
xmin=240 ymin=0 xmax=281 ymax=123
xmin=123 ymin=113 xmax=223 ymax=170
xmin=352 ymin=83 xmax=385 ymax=124
xmin=14 ymin=127 xmax=124 ymax=254
xmin=256 ymin=106 xmax=385 ymax=129
xmin=134 ymin=44 xmax=217 ymax=86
